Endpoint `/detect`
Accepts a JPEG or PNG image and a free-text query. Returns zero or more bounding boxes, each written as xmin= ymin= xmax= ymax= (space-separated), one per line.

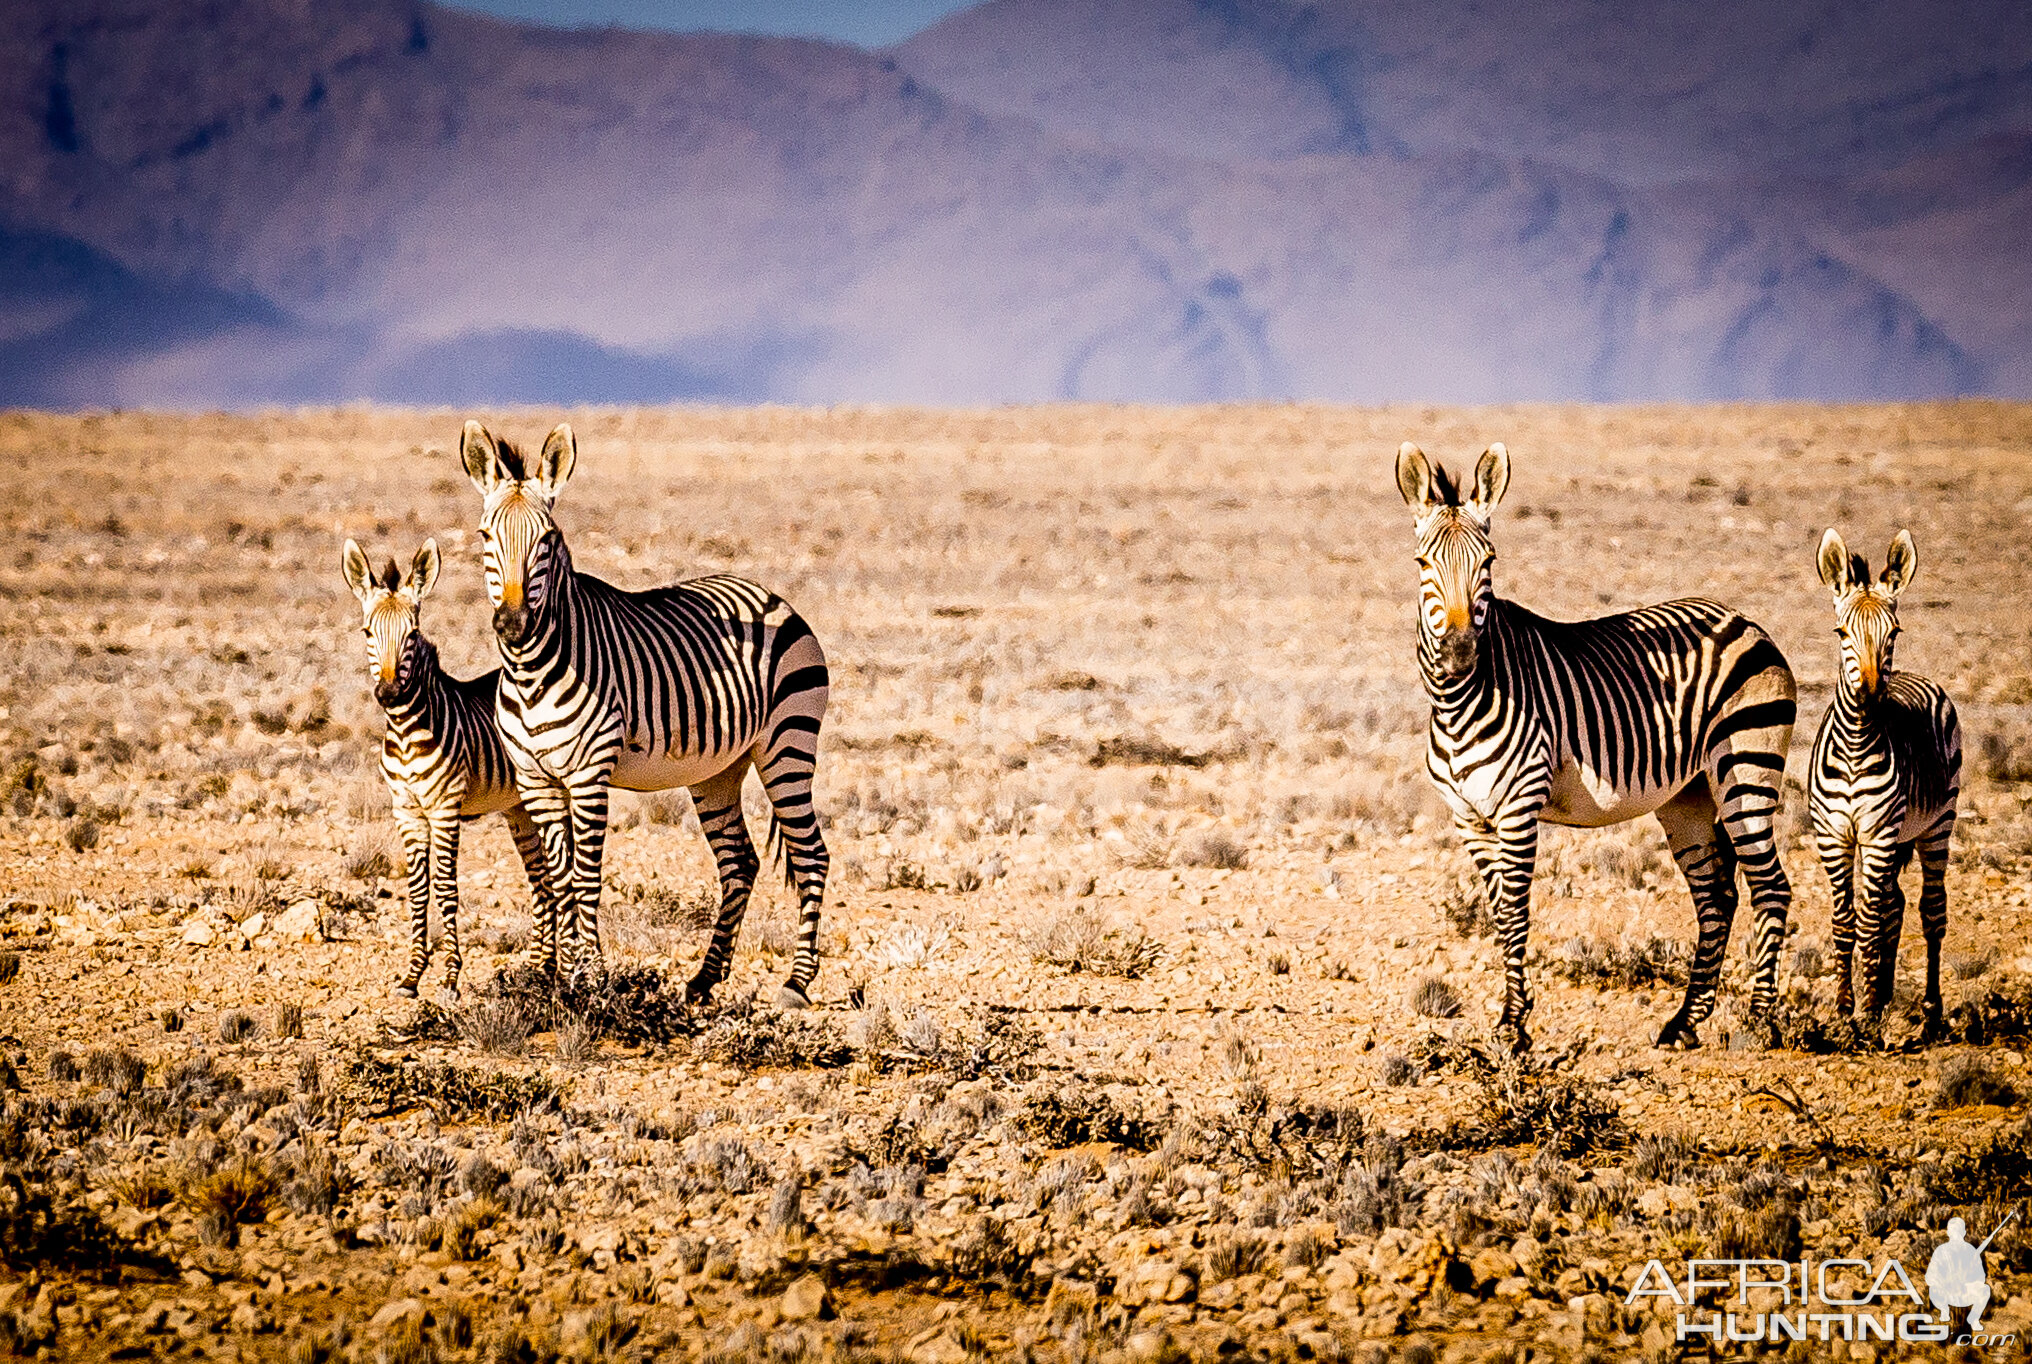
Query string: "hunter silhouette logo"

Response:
xmin=1928 ymin=1211 xmax=2014 ymax=1329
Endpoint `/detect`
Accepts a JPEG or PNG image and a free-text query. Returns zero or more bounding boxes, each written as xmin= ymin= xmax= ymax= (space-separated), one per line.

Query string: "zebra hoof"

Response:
xmin=1655 ymin=1017 xmax=1701 ymax=1049
xmin=393 ymin=981 xmax=420 ymax=999
xmin=776 ymin=983 xmax=812 ymax=1011
xmin=684 ymin=975 xmax=717 ymax=1007
xmin=1495 ymin=1021 xmax=1532 ymax=1054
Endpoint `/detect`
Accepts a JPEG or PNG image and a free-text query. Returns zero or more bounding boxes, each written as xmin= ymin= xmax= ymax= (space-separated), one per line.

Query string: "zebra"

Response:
xmin=458 ymin=420 xmax=832 ymax=1007
xmin=341 ymin=538 xmax=561 ymax=997
xmin=1809 ymin=528 xmax=1960 ymax=1037
xmin=1396 ymin=442 xmax=1798 ymax=1051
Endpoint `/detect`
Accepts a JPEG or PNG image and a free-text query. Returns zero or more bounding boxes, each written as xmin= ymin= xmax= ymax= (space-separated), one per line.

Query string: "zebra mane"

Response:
xmin=492 ymin=438 xmax=528 ymax=481
xmin=1427 ymin=461 xmax=1462 ymax=506
xmin=377 ymin=558 xmax=402 ymax=592
xmin=1847 ymin=551 xmax=1872 ymax=585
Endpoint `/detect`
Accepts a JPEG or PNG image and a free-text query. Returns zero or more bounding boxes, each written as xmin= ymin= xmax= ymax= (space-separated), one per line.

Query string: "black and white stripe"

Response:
xmin=342 ymin=539 xmax=560 ymax=998
xmin=460 ymin=422 xmax=832 ymax=1006
xmin=1396 ymin=443 xmax=1798 ymax=1051
xmin=1809 ymin=528 xmax=1961 ymax=1034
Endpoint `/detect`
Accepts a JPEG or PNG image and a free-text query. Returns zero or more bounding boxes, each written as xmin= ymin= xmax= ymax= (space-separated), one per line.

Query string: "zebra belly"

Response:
xmin=1540 ymin=761 xmax=1680 ymax=828
xmin=608 ymin=744 xmax=747 ymax=792
xmin=458 ymin=783 xmax=520 ymax=820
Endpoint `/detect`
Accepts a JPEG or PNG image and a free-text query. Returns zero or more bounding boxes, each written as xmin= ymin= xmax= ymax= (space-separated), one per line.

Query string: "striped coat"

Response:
xmin=343 ymin=539 xmax=558 ymax=997
xmin=460 ymin=422 xmax=832 ymax=1006
xmin=1809 ymin=528 xmax=1960 ymax=1032
xmin=1398 ymin=443 xmax=1796 ymax=1051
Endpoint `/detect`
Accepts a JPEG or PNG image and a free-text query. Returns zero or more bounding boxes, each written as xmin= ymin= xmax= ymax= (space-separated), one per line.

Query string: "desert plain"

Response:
xmin=1 ymin=403 xmax=2031 ymax=1362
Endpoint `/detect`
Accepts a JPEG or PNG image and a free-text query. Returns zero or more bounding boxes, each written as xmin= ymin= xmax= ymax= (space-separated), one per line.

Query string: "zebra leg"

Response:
xmin=1917 ymin=814 xmax=1953 ymax=1040
xmin=686 ymin=760 xmax=759 ymax=1005
xmin=391 ymin=807 xmax=432 ymax=997
xmin=1854 ymin=835 xmax=1905 ymax=1025
xmin=518 ymin=779 xmax=576 ymax=978
xmin=429 ymin=809 xmax=464 ymax=998
xmin=757 ymin=737 xmax=829 ymax=1009
xmin=1456 ymin=810 xmax=1538 ymax=1053
xmin=504 ymin=802 xmax=562 ymax=976
xmin=1817 ymin=822 xmax=1859 ymax=1017
xmin=1656 ymin=783 xmax=1739 ymax=1048
xmin=561 ymin=772 xmax=613 ymax=972
xmin=1716 ymin=779 xmax=1791 ymax=1023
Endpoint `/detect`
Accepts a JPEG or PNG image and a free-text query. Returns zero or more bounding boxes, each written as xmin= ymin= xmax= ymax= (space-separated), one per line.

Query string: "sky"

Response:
xmin=441 ymin=0 xmax=981 ymax=46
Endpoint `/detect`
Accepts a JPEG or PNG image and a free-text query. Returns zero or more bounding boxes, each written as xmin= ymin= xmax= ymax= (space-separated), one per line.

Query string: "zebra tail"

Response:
xmin=764 ymin=806 xmax=797 ymax=891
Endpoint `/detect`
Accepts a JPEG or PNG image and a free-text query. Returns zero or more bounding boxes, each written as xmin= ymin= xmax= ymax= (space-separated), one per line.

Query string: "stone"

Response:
xmin=240 ymin=912 xmax=267 ymax=941
xmin=368 ymin=1298 xmax=423 ymax=1330
xmin=180 ymin=921 xmax=216 ymax=947
xmin=780 ymin=1274 xmax=830 ymax=1321
xmin=273 ymin=900 xmax=321 ymax=941
xmin=1470 ymin=1248 xmax=1519 ymax=1288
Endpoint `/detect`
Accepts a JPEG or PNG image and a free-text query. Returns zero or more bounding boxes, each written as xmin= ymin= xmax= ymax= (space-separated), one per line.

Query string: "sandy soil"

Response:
xmin=2 ymin=403 xmax=2031 ymax=1363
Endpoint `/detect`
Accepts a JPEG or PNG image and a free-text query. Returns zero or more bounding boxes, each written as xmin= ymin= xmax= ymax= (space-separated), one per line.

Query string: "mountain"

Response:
xmin=0 ymin=0 xmax=2025 ymax=406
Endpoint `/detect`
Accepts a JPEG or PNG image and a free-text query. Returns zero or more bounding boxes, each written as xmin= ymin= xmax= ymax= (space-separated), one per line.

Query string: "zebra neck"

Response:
xmin=1828 ymin=680 xmax=1894 ymax=752
xmin=381 ymin=645 xmax=447 ymax=730
xmin=1421 ymin=603 xmax=1512 ymax=712
xmin=499 ymin=564 xmax=580 ymax=675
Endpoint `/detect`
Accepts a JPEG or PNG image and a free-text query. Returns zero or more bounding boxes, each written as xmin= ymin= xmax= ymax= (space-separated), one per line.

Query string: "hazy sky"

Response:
xmin=441 ymin=0 xmax=981 ymax=46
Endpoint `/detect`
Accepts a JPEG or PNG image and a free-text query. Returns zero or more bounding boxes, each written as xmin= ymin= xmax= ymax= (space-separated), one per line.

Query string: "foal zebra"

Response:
xmin=342 ymin=539 xmax=559 ymax=997
xmin=1809 ymin=529 xmax=1961 ymax=1035
xmin=1397 ymin=443 xmax=1797 ymax=1050
xmin=459 ymin=421 xmax=832 ymax=1006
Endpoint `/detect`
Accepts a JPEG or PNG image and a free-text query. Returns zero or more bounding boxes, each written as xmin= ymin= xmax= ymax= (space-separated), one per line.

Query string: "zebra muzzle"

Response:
xmin=494 ymin=602 xmax=532 ymax=644
xmin=1436 ymin=628 xmax=1478 ymax=677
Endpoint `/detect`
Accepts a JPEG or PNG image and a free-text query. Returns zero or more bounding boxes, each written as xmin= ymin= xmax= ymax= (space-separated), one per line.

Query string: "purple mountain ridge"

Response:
xmin=2 ymin=0 xmax=2027 ymax=405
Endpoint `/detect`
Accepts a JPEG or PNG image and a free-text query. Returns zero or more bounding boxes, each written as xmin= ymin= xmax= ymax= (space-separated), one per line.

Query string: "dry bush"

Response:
xmin=1176 ymin=827 xmax=1248 ymax=870
xmin=1023 ymin=907 xmax=1162 ymax=978
xmin=1412 ymin=978 xmax=1462 ymax=1019
xmin=1936 ymin=1054 xmax=2020 ymax=1109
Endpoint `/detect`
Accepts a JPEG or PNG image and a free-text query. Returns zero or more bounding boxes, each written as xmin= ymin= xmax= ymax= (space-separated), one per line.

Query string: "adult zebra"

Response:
xmin=1809 ymin=528 xmax=1960 ymax=1037
xmin=341 ymin=539 xmax=560 ymax=997
xmin=460 ymin=421 xmax=832 ymax=1006
xmin=1396 ymin=443 xmax=1797 ymax=1050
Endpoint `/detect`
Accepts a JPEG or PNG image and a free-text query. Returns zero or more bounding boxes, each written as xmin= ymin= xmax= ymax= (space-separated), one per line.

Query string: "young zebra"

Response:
xmin=342 ymin=539 xmax=560 ymax=997
xmin=458 ymin=421 xmax=832 ymax=1006
xmin=1397 ymin=443 xmax=1797 ymax=1051
xmin=1810 ymin=528 xmax=1961 ymax=1036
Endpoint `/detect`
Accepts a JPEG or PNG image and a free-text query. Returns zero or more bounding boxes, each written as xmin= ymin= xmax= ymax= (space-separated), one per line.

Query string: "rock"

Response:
xmin=1470 ymin=1248 xmax=1519 ymax=1289
xmin=368 ymin=1298 xmax=423 ymax=1331
xmin=240 ymin=912 xmax=267 ymax=941
xmin=273 ymin=900 xmax=321 ymax=941
xmin=181 ymin=921 xmax=216 ymax=947
xmin=1494 ymin=1275 xmax=1532 ymax=1300
xmin=779 ymin=1274 xmax=830 ymax=1321
xmin=1636 ymin=1186 xmax=1696 ymax=1218
xmin=229 ymin=1302 xmax=270 ymax=1333
xmin=1511 ymin=1236 xmax=1543 ymax=1272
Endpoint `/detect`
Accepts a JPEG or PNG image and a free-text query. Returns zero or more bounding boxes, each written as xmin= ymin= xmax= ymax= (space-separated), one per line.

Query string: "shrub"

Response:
xmin=1413 ymin=978 xmax=1462 ymax=1019
xmin=1203 ymin=1232 xmax=1268 ymax=1282
xmin=81 ymin=1049 xmax=145 ymax=1095
xmin=337 ymin=1051 xmax=562 ymax=1123
xmin=1381 ymin=1054 xmax=1418 ymax=1087
xmin=1936 ymin=1054 xmax=2020 ymax=1110
xmin=276 ymin=1003 xmax=304 ymax=1040
xmin=1439 ymin=878 xmax=1495 ymax=938
xmin=46 ymin=1052 xmax=78 ymax=1083
xmin=457 ymin=999 xmax=533 ymax=1058
xmin=1177 ymin=828 xmax=1247 ymax=870
xmin=1017 ymin=1081 xmax=1166 ymax=1151
xmin=0 ymin=954 xmax=17 ymax=987
xmin=1551 ymin=935 xmax=1687 ymax=990
xmin=218 ymin=1011 xmax=258 ymax=1044
xmin=64 ymin=819 xmax=98 ymax=853
xmin=1023 ymin=908 xmax=1162 ymax=979
xmin=692 ymin=1002 xmax=853 ymax=1071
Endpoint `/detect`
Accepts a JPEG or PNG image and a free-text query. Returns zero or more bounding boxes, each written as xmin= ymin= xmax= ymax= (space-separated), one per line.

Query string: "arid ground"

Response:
xmin=3 ymin=404 xmax=2032 ymax=1363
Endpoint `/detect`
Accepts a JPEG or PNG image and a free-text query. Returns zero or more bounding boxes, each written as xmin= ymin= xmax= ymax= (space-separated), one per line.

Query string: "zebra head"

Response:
xmin=342 ymin=538 xmax=441 ymax=706
xmin=461 ymin=420 xmax=576 ymax=648
xmin=1817 ymin=527 xmax=1915 ymax=699
xmin=1396 ymin=441 xmax=1509 ymax=683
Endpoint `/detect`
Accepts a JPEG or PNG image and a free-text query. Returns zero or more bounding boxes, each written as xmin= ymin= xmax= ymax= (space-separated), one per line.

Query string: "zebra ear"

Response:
xmin=1817 ymin=528 xmax=1851 ymax=591
xmin=532 ymin=423 xmax=577 ymax=502
xmin=1469 ymin=442 xmax=1510 ymax=518
xmin=461 ymin=420 xmax=510 ymax=496
xmin=405 ymin=539 xmax=442 ymax=604
xmin=1881 ymin=529 xmax=1917 ymax=597
xmin=341 ymin=539 xmax=374 ymax=602
xmin=1396 ymin=442 xmax=1436 ymax=512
